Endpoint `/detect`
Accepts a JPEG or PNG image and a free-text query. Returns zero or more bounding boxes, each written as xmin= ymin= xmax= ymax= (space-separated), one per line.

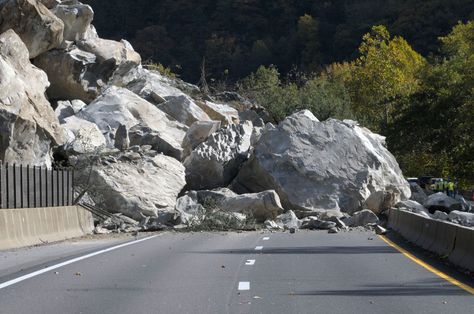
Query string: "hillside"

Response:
xmin=83 ymin=0 xmax=474 ymax=82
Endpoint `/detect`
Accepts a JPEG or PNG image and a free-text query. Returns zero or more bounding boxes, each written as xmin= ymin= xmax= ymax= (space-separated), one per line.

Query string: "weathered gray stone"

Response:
xmin=39 ymin=0 xmax=60 ymax=9
xmin=77 ymin=87 xmax=187 ymax=159
xmin=423 ymin=192 xmax=466 ymax=213
xmin=125 ymin=68 xmax=191 ymax=101
xmin=433 ymin=210 xmax=449 ymax=221
xmin=128 ymin=124 xmax=184 ymax=161
xmin=448 ymin=211 xmax=474 ymax=227
xmin=34 ymin=47 xmax=102 ymax=102
xmin=191 ymin=188 xmax=283 ymax=222
xmin=264 ymin=219 xmax=283 ymax=230
xmin=196 ymin=100 xmax=239 ymax=126
xmin=232 ymin=110 xmax=410 ymax=215
xmin=345 ymin=209 xmax=379 ymax=227
xmin=409 ymin=182 xmax=428 ymax=204
xmin=364 ymin=191 xmax=397 ymax=214
xmin=0 ymin=0 xmax=64 ymax=58
xmin=275 ymin=210 xmax=301 ymax=229
xmin=52 ymin=1 xmax=94 ymax=42
xmin=182 ymin=120 xmax=221 ymax=158
xmin=175 ymin=192 xmax=204 ymax=225
xmin=301 ymin=217 xmax=337 ymax=230
xmin=88 ymin=154 xmax=186 ymax=222
xmin=158 ymin=95 xmax=211 ymax=127
xmin=395 ymin=200 xmax=430 ymax=217
xmin=325 ymin=216 xmax=347 ymax=229
xmin=55 ymin=99 xmax=86 ymax=123
xmin=77 ymin=38 xmax=141 ymax=81
xmin=184 ymin=121 xmax=253 ymax=190
xmin=0 ymin=30 xmax=64 ymax=166
xmin=62 ymin=116 xmax=106 ymax=154
xmin=114 ymin=124 xmax=130 ymax=151
xmin=35 ymin=38 xmax=141 ymax=102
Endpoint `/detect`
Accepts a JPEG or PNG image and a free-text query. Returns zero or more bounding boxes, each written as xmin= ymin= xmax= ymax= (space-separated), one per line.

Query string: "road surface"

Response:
xmin=0 ymin=231 xmax=472 ymax=314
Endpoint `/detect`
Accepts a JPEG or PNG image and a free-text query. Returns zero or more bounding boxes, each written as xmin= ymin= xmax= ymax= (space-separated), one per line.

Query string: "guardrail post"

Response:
xmin=5 ymin=162 xmax=10 ymax=208
xmin=20 ymin=164 xmax=24 ymax=209
xmin=13 ymin=163 xmax=17 ymax=209
xmin=33 ymin=165 xmax=37 ymax=208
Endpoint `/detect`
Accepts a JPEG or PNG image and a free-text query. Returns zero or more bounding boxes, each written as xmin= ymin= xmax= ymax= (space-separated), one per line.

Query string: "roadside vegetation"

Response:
xmin=238 ymin=22 xmax=474 ymax=188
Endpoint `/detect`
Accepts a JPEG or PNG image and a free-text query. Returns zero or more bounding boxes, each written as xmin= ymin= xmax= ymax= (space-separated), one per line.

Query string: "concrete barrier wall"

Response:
xmin=388 ymin=209 xmax=474 ymax=272
xmin=0 ymin=206 xmax=93 ymax=251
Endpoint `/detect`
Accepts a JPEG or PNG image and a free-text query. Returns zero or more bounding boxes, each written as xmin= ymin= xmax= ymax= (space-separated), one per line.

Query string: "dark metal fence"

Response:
xmin=0 ymin=162 xmax=74 ymax=209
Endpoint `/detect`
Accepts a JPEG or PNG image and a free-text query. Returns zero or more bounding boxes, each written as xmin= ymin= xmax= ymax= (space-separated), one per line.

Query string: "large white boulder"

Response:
xmin=409 ymin=182 xmax=428 ymax=204
xmin=395 ymin=200 xmax=430 ymax=217
xmin=345 ymin=209 xmax=379 ymax=227
xmin=364 ymin=190 xmax=397 ymax=214
xmin=184 ymin=121 xmax=253 ymax=190
xmin=275 ymin=210 xmax=301 ymax=229
xmin=176 ymin=188 xmax=283 ymax=223
xmin=77 ymin=37 xmax=141 ymax=80
xmin=52 ymin=0 xmax=94 ymax=42
xmin=62 ymin=116 xmax=106 ymax=154
xmin=124 ymin=68 xmax=190 ymax=102
xmin=158 ymin=95 xmax=211 ymax=127
xmin=423 ymin=192 xmax=467 ymax=213
xmin=77 ymin=87 xmax=187 ymax=160
xmin=232 ymin=110 xmax=410 ymax=214
xmin=34 ymin=38 xmax=141 ymax=102
xmin=196 ymin=100 xmax=239 ymax=126
xmin=0 ymin=0 xmax=64 ymax=58
xmin=55 ymin=99 xmax=86 ymax=123
xmin=34 ymin=47 xmax=102 ymax=102
xmin=0 ymin=30 xmax=64 ymax=166
xmin=448 ymin=211 xmax=474 ymax=227
xmin=182 ymin=121 xmax=221 ymax=158
xmin=88 ymin=154 xmax=186 ymax=222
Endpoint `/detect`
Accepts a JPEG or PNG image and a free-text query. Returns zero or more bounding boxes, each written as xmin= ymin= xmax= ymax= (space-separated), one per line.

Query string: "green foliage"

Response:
xmin=348 ymin=25 xmax=426 ymax=131
xmin=143 ymin=61 xmax=177 ymax=79
xmin=239 ymin=65 xmax=354 ymax=123
xmin=387 ymin=21 xmax=474 ymax=187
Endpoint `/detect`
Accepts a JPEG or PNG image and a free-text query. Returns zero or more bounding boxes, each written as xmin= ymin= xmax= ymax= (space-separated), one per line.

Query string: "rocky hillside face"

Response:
xmin=0 ymin=0 xmax=411 ymax=231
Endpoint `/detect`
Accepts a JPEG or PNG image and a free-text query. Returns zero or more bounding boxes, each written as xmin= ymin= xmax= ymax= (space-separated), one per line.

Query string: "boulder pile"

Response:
xmin=1 ymin=0 xmax=418 ymax=233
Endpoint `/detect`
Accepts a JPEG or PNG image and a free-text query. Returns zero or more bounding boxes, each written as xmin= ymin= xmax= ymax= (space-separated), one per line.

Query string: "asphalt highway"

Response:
xmin=0 ymin=231 xmax=472 ymax=314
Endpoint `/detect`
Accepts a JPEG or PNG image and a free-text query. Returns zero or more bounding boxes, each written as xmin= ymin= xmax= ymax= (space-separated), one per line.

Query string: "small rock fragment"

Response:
xmin=374 ymin=225 xmax=387 ymax=235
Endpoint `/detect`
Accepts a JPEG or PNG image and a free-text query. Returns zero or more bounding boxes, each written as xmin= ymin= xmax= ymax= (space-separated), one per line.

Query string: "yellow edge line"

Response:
xmin=379 ymin=235 xmax=474 ymax=295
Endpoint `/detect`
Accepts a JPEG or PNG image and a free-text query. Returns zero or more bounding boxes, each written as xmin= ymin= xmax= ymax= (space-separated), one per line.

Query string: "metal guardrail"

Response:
xmin=0 ymin=162 xmax=74 ymax=209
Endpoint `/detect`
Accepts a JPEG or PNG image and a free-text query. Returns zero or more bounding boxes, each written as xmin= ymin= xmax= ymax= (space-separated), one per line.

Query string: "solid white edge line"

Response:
xmin=255 ymin=246 xmax=263 ymax=250
xmin=245 ymin=259 xmax=256 ymax=265
xmin=262 ymin=237 xmax=270 ymax=241
xmin=0 ymin=235 xmax=159 ymax=290
xmin=238 ymin=281 xmax=250 ymax=290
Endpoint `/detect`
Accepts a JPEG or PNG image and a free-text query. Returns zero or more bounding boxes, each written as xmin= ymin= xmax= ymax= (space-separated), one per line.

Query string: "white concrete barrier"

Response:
xmin=0 ymin=206 xmax=93 ymax=251
xmin=388 ymin=209 xmax=473 ymax=272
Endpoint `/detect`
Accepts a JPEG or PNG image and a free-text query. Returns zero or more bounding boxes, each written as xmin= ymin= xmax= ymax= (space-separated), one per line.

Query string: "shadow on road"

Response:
xmin=192 ymin=246 xmax=399 ymax=255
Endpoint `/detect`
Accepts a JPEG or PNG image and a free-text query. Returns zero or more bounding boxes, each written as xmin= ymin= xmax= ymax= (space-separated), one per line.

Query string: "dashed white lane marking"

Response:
xmin=262 ymin=237 xmax=270 ymax=241
xmin=245 ymin=259 xmax=256 ymax=265
xmin=0 ymin=235 xmax=159 ymax=290
xmin=238 ymin=281 xmax=250 ymax=290
xmin=255 ymin=246 xmax=263 ymax=251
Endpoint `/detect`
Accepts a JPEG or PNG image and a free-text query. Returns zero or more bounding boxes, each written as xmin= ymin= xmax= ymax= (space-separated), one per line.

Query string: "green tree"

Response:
xmin=297 ymin=14 xmax=321 ymax=71
xmin=348 ymin=25 xmax=426 ymax=131
xmin=387 ymin=21 xmax=474 ymax=186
